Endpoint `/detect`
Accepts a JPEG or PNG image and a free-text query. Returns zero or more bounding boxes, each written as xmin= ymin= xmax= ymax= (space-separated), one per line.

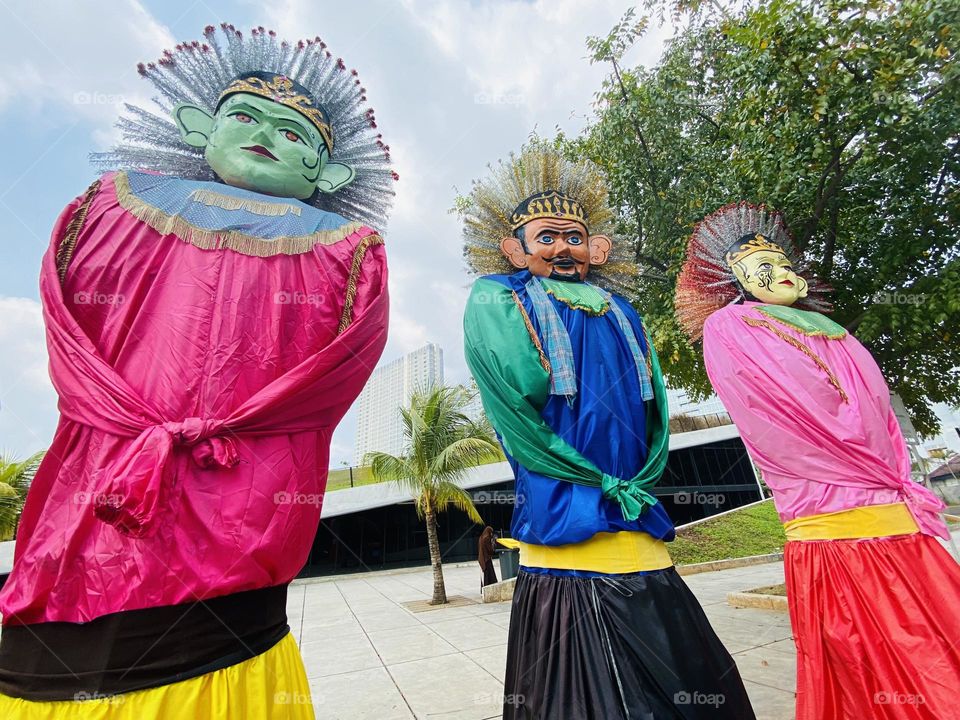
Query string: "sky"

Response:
xmin=0 ymin=0 xmax=676 ymax=467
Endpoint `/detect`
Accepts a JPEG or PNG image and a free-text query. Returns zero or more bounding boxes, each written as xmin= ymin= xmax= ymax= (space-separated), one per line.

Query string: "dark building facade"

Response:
xmin=299 ymin=434 xmax=762 ymax=577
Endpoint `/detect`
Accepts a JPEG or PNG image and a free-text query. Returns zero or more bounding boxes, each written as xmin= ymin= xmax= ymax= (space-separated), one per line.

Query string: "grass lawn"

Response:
xmin=326 ymin=465 xmax=379 ymax=491
xmin=669 ymin=499 xmax=786 ymax=566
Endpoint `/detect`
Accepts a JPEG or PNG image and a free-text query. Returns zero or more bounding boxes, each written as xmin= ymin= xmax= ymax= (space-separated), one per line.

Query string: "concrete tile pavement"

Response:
xmin=290 ymin=560 xmax=798 ymax=720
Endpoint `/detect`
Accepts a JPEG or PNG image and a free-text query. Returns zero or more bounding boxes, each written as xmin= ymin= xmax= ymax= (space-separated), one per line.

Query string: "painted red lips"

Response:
xmin=243 ymin=145 xmax=278 ymax=160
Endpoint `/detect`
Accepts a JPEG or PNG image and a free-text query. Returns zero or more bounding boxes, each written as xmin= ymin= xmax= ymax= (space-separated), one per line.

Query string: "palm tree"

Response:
xmin=0 ymin=451 xmax=45 ymax=541
xmin=366 ymin=384 xmax=502 ymax=605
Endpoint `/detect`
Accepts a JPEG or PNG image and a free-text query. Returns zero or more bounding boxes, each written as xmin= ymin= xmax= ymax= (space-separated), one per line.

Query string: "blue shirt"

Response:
xmin=486 ymin=271 xmax=675 ymax=546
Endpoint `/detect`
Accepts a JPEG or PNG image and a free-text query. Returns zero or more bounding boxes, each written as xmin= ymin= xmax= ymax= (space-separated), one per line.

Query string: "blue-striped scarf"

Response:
xmin=523 ymin=276 xmax=653 ymax=403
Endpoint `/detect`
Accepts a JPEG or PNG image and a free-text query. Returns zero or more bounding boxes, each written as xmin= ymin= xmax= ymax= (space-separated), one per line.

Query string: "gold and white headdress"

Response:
xmin=458 ymin=142 xmax=641 ymax=298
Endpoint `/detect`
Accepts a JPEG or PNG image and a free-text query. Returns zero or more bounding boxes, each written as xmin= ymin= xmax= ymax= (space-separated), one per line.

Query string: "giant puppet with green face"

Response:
xmin=173 ymin=72 xmax=355 ymax=199
xmin=0 ymin=27 xmax=395 ymax=718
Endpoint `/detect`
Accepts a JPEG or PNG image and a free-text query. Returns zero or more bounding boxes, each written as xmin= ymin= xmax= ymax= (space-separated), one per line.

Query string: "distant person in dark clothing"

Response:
xmin=478 ymin=526 xmax=498 ymax=588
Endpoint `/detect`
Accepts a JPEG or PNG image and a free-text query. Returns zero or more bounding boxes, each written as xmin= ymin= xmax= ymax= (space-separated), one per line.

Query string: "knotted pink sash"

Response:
xmin=41 ymin=226 xmax=387 ymax=538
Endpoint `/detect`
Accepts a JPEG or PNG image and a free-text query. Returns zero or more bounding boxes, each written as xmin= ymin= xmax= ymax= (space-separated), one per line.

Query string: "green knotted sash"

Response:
xmin=463 ymin=278 xmax=668 ymax=521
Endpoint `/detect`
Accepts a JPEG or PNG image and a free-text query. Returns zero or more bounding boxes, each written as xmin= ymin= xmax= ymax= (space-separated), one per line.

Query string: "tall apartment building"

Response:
xmin=353 ymin=343 xmax=444 ymax=464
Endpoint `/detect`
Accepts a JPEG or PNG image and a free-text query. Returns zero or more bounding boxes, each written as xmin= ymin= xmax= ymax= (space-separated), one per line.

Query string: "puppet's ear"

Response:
xmin=500 ymin=236 xmax=529 ymax=269
xmin=173 ymin=103 xmax=215 ymax=148
xmin=316 ymin=162 xmax=356 ymax=193
xmin=588 ymin=234 xmax=612 ymax=266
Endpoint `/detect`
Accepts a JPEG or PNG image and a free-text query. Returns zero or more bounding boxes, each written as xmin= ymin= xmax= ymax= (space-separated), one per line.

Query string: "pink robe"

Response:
xmin=0 ymin=172 xmax=388 ymax=625
xmin=702 ymin=302 xmax=946 ymax=538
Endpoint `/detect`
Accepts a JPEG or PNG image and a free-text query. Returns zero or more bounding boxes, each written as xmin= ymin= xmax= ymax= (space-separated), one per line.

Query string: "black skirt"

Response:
xmin=503 ymin=567 xmax=756 ymax=720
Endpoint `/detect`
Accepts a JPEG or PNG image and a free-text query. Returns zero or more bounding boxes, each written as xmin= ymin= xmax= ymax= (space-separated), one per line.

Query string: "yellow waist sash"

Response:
xmin=518 ymin=531 xmax=673 ymax=573
xmin=783 ymin=502 xmax=919 ymax=542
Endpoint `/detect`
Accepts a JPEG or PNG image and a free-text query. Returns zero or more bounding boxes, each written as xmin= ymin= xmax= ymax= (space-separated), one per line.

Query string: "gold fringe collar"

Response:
xmin=189 ymin=188 xmax=303 ymax=217
xmin=114 ymin=172 xmax=364 ymax=257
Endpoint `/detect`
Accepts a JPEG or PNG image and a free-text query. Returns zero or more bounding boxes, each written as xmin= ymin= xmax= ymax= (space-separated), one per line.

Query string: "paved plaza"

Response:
xmin=3 ymin=531 xmax=957 ymax=718
xmin=291 ymin=560 xmax=797 ymax=720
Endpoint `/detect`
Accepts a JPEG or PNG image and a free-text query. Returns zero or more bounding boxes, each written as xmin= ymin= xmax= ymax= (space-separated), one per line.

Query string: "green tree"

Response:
xmin=0 ymin=451 xmax=44 ymax=541
xmin=366 ymin=385 xmax=502 ymax=605
xmin=573 ymin=0 xmax=959 ymax=434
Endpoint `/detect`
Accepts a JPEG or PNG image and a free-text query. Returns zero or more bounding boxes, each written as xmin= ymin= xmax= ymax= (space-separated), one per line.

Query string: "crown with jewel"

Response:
xmin=509 ymin=190 xmax=588 ymax=231
xmin=218 ymin=73 xmax=334 ymax=151
xmin=724 ymin=233 xmax=788 ymax=266
xmin=458 ymin=140 xmax=644 ymax=299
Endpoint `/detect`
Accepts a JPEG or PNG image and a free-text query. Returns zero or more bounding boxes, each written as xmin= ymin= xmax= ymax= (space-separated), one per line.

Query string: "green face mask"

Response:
xmin=172 ymin=93 xmax=355 ymax=200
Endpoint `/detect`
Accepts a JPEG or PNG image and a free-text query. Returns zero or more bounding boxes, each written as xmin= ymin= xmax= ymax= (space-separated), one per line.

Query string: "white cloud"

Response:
xmin=0 ymin=297 xmax=56 ymax=457
xmin=0 ymin=0 xmax=174 ymax=142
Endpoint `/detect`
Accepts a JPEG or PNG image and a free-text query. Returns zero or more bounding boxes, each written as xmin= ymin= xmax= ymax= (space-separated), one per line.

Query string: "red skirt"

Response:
xmin=785 ymin=532 xmax=960 ymax=720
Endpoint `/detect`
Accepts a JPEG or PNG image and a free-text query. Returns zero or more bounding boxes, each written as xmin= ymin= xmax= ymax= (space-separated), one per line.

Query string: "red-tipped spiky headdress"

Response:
xmin=675 ymin=202 xmax=832 ymax=341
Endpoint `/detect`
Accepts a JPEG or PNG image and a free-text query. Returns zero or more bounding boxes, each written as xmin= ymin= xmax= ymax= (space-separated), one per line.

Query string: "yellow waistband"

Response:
xmin=519 ymin=531 xmax=674 ymax=573
xmin=783 ymin=502 xmax=919 ymax=541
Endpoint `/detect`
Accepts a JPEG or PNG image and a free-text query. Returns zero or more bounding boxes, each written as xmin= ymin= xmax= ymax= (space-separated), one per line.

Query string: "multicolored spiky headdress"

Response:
xmin=91 ymin=24 xmax=396 ymax=230
xmin=459 ymin=143 xmax=640 ymax=298
xmin=675 ymin=202 xmax=831 ymax=341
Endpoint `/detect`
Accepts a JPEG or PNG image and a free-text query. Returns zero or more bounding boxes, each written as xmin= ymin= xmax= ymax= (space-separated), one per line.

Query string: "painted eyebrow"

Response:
xmin=224 ymin=101 xmax=263 ymax=117
xmin=226 ymin=103 xmax=314 ymax=140
xmin=535 ymin=226 xmax=584 ymax=236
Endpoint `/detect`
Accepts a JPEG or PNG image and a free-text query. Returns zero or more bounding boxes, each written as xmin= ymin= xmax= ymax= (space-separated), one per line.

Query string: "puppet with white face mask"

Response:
xmin=677 ymin=201 xmax=960 ymax=720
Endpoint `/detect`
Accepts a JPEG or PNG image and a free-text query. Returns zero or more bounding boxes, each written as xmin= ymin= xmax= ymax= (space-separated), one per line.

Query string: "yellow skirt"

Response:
xmin=0 ymin=632 xmax=314 ymax=719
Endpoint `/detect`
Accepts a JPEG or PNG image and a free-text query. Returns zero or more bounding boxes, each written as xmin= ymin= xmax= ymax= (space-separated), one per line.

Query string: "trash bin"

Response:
xmin=498 ymin=547 xmax=520 ymax=580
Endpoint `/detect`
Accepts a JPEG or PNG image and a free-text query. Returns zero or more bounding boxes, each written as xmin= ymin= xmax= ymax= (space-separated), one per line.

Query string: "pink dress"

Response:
xmin=703 ymin=301 xmax=960 ymax=720
xmin=702 ymin=301 xmax=946 ymax=537
xmin=0 ymin=171 xmax=388 ymax=626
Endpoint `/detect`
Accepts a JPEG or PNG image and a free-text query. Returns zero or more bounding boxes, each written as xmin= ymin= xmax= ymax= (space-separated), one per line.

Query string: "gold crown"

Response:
xmin=725 ymin=233 xmax=787 ymax=266
xmin=218 ymin=75 xmax=334 ymax=151
xmin=509 ymin=191 xmax=587 ymax=231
